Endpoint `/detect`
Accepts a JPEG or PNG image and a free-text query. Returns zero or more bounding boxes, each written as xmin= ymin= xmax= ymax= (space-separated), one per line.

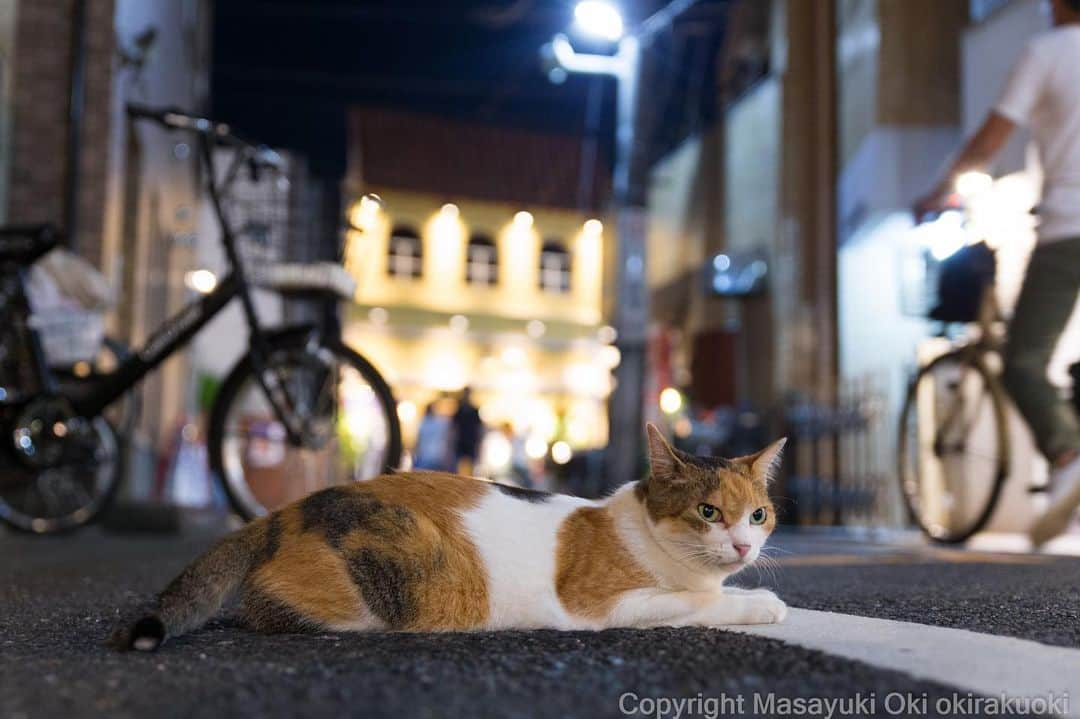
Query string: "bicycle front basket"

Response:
xmin=928 ymin=241 xmax=996 ymax=324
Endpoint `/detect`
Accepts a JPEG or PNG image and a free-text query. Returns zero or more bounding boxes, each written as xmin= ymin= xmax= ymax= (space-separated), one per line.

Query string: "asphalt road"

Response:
xmin=0 ymin=528 xmax=1073 ymax=719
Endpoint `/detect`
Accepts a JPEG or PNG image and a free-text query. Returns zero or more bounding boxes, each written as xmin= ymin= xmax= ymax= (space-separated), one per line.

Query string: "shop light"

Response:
xmin=483 ymin=433 xmax=513 ymax=469
xmin=525 ymin=436 xmax=549 ymax=460
xmin=659 ymin=387 xmax=683 ymax=415
xmin=600 ymin=345 xmax=621 ymax=369
xmin=501 ymin=346 xmax=527 ymax=367
xmin=350 ymin=193 xmax=383 ymax=232
xmin=523 ymin=398 xmax=558 ymax=440
xmin=597 ymin=325 xmax=617 ymax=344
xmin=583 ymin=219 xmax=604 ymax=236
xmin=184 ymin=269 xmax=218 ymax=294
xmin=565 ymin=363 xmax=610 ymax=398
xmin=397 ymin=400 xmax=417 ymax=424
xmin=449 ymin=314 xmax=470 ymax=334
xmin=513 ymin=211 xmax=534 ymax=230
xmin=425 ymin=355 xmax=468 ymax=392
xmin=552 ymin=440 xmax=574 ymax=465
xmin=526 ymin=319 xmax=547 ymax=339
xmin=431 ymin=206 xmax=464 ymax=245
xmin=566 ymin=416 xmax=592 ymax=446
xmin=368 ymin=307 xmax=389 ymax=326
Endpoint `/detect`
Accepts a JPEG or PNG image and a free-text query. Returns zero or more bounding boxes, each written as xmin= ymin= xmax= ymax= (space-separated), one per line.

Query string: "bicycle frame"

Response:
xmin=17 ymin=119 xmax=309 ymax=439
xmin=66 ymin=271 xmax=241 ymax=417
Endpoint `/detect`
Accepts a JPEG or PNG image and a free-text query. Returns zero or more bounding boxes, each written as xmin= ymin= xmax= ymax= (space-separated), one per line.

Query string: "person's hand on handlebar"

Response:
xmin=912 ymin=184 xmax=959 ymax=223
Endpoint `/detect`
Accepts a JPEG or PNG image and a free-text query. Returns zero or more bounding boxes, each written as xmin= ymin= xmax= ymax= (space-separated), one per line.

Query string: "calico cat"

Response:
xmin=113 ymin=424 xmax=787 ymax=651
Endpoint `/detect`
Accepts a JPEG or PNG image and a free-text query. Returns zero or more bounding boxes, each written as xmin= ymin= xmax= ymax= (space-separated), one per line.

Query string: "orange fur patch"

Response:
xmin=649 ymin=463 xmax=775 ymax=534
xmin=342 ymin=473 xmax=490 ymax=630
xmin=555 ymin=507 xmax=653 ymax=620
xmin=247 ymin=472 xmax=491 ymax=631
xmin=361 ymin=471 xmax=487 ymax=525
xmin=248 ymin=522 xmax=363 ymax=625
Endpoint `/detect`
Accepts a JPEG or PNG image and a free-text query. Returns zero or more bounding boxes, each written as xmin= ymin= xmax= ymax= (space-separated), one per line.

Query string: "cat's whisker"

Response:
xmin=755 ymin=555 xmax=782 ymax=586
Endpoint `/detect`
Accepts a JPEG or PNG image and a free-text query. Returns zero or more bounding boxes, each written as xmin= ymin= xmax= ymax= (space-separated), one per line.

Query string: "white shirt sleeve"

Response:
xmin=995 ymin=43 xmax=1048 ymax=126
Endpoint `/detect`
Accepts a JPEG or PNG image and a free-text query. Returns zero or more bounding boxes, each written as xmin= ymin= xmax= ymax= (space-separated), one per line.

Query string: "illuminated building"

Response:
xmin=343 ymin=109 xmax=615 ymax=458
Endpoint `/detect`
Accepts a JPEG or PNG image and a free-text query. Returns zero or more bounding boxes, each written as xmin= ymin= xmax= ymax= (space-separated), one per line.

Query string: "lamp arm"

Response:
xmin=549 ymin=33 xmax=627 ymax=77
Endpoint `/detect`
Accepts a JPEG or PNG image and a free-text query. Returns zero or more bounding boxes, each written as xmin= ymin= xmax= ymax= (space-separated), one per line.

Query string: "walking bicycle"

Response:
xmin=898 ymin=200 xmax=1080 ymax=544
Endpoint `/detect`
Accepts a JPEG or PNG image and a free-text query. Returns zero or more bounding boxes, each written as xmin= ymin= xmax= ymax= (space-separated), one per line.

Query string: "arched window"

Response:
xmin=465 ymin=233 xmax=498 ymax=286
xmin=387 ymin=226 xmax=422 ymax=279
xmin=539 ymin=239 xmax=571 ymax=294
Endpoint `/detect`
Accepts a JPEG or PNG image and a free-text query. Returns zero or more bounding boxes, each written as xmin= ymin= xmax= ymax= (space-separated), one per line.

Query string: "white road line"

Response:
xmin=966 ymin=531 xmax=1080 ymax=556
xmin=733 ymin=609 xmax=1080 ymax=718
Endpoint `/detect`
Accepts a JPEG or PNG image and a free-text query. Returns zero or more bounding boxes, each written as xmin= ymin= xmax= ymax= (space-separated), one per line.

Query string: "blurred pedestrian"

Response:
xmin=504 ymin=423 xmax=531 ymax=487
xmin=913 ymin=0 xmax=1080 ymax=545
xmin=413 ymin=399 xmax=453 ymax=471
xmin=453 ymin=387 xmax=484 ymax=476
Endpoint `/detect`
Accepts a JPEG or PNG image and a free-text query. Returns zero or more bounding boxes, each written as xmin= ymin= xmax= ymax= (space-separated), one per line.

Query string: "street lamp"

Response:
xmin=574 ymin=1 xmax=625 ymax=41
xmin=543 ymin=0 xmax=699 ymax=489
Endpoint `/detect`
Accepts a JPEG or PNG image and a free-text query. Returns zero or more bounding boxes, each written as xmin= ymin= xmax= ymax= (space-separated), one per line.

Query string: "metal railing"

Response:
xmin=780 ymin=381 xmax=893 ymax=529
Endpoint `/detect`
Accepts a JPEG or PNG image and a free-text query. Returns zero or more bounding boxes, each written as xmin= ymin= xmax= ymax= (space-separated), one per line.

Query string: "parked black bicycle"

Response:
xmin=0 ymin=105 xmax=401 ymax=533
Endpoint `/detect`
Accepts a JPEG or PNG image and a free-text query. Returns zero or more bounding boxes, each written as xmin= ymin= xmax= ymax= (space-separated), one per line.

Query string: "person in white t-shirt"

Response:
xmin=914 ymin=0 xmax=1080 ymax=547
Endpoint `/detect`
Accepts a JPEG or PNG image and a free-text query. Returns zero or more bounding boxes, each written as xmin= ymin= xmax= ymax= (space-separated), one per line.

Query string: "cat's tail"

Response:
xmin=111 ymin=520 xmax=265 ymax=652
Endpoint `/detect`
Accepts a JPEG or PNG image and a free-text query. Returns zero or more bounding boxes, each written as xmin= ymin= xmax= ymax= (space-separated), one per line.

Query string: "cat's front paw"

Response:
xmin=742 ymin=592 xmax=787 ymax=625
xmin=694 ymin=591 xmax=787 ymax=627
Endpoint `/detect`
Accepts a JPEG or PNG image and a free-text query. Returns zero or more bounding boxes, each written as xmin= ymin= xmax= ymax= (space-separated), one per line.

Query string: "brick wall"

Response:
xmin=7 ymin=0 xmax=115 ymax=265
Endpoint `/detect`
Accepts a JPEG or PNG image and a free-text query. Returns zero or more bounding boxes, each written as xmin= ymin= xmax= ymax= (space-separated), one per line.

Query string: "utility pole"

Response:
xmin=544 ymin=0 xmax=699 ymax=488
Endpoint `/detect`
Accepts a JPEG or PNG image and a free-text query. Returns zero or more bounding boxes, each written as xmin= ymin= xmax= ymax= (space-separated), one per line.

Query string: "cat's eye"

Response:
xmin=697 ymin=503 xmax=722 ymax=523
xmin=750 ymin=507 xmax=768 ymax=525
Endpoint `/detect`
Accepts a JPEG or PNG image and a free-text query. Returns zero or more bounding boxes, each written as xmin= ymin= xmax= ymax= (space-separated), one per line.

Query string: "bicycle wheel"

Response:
xmin=0 ymin=413 xmax=120 ymax=533
xmin=208 ymin=330 xmax=402 ymax=520
xmin=897 ymin=348 xmax=1010 ymax=543
xmin=0 ymin=335 xmax=127 ymax=533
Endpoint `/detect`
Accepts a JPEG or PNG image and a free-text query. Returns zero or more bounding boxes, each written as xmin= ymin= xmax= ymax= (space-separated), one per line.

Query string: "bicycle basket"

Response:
xmin=29 ymin=308 xmax=106 ymax=367
xmin=927 ymin=241 xmax=996 ymax=324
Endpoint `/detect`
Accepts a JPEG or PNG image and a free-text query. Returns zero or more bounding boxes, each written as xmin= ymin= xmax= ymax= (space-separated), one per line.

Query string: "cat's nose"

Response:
xmin=734 ymin=543 xmax=751 ymax=558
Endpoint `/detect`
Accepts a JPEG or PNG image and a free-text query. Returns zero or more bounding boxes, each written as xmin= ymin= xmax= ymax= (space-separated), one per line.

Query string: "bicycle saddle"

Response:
xmin=0 ymin=224 xmax=61 ymax=266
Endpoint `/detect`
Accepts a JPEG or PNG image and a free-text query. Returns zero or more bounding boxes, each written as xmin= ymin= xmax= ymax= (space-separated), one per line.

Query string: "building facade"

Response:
xmin=344 ymin=109 xmax=615 ymax=471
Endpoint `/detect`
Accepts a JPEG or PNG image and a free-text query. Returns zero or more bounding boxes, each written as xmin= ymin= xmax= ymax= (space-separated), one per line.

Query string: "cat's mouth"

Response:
xmin=656 ymin=536 xmax=748 ymax=572
xmin=699 ymin=551 xmax=746 ymax=569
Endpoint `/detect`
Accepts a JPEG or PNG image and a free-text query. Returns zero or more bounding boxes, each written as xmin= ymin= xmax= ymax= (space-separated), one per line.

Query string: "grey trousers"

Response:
xmin=1001 ymin=236 xmax=1080 ymax=462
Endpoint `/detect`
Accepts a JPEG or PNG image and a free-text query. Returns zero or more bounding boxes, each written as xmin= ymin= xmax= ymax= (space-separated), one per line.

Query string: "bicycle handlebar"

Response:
xmin=127 ymin=104 xmax=228 ymax=135
xmin=126 ymin=104 xmax=285 ymax=172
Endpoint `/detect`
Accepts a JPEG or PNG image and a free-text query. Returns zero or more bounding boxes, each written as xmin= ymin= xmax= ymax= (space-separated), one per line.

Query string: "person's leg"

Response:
xmin=1001 ymin=237 xmax=1080 ymax=465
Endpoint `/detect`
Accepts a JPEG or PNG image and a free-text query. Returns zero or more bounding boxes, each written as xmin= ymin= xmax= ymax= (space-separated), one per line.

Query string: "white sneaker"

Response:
xmin=1030 ymin=455 xmax=1080 ymax=548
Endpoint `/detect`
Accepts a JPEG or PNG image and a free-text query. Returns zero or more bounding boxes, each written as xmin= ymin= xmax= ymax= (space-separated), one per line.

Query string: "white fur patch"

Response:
xmin=461 ymin=488 xmax=598 ymax=630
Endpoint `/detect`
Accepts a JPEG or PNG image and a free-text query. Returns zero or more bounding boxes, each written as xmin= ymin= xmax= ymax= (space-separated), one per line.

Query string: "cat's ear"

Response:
xmin=646 ymin=423 xmax=686 ymax=483
xmin=739 ymin=437 xmax=787 ymax=485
